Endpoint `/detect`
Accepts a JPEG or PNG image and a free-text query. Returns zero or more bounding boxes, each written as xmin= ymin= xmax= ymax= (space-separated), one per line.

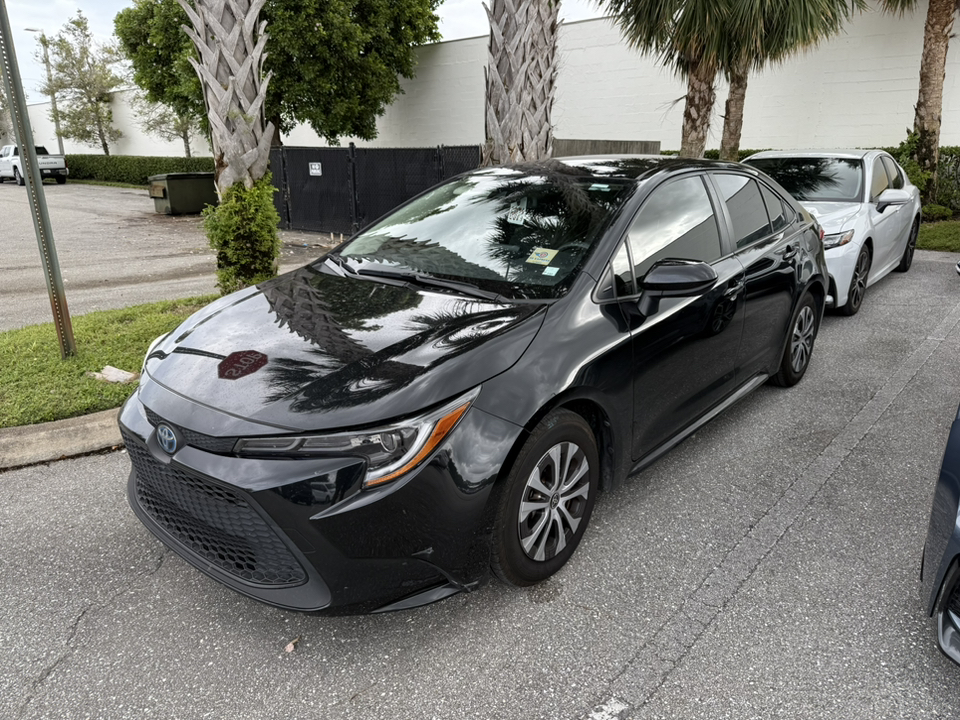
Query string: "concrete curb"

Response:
xmin=0 ymin=408 xmax=123 ymax=470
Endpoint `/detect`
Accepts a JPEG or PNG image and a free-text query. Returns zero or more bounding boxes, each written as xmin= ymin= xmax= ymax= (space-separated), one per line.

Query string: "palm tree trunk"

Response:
xmin=483 ymin=0 xmax=559 ymax=166
xmin=176 ymin=0 xmax=274 ymax=193
xmin=719 ymin=58 xmax=749 ymax=163
xmin=914 ymin=0 xmax=956 ymax=203
xmin=680 ymin=56 xmax=717 ymax=159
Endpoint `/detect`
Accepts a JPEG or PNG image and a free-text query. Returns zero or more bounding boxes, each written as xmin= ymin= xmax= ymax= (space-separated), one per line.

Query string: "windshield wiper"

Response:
xmin=322 ymin=254 xmax=358 ymax=276
xmin=355 ymin=267 xmax=501 ymax=301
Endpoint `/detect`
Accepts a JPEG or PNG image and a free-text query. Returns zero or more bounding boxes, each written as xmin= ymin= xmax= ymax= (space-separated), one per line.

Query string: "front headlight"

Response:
xmin=823 ymin=229 xmax=855 ymax=249
xmin=235 ymin=387 xmax=480 ymax=489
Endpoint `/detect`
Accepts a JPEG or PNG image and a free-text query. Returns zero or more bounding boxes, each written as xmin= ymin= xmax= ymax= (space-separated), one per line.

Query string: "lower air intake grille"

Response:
xmin=125 ymin=433 xmax=306 ymax=586
xmin=950 ymin=582 xmax=960 ymax=616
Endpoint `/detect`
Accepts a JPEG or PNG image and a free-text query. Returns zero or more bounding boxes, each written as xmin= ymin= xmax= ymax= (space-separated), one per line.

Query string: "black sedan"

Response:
xmin=119 ymin=156 xmax=828 ymax=613
xmin=922 ymin=403 xmax=960 ymax=665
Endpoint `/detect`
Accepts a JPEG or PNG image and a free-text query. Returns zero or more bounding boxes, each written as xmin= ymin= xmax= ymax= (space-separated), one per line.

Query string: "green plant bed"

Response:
xmin=0 ymin=296 xmax=216 ymax=429
xmin=917 ymin=220 xmax=960 ymax=253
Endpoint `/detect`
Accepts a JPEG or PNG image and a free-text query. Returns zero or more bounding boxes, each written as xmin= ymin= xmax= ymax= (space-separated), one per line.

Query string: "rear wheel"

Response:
xmin=13 ymin=167 xmax=23 ymax=186
xmin=55 ymin=175 xmax=66 ymax=185
xmin=491 ymin=410 xmax=599 ymax=586
xmin=839 ymin=245 xmax=870 ymax=316
xmin=771 ymin=292 xmax=818 ymax=387
xmin=895 ymin=217 xmax=919 ymax=272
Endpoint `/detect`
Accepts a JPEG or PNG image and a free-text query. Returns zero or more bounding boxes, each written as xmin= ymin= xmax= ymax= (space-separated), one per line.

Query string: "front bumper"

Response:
xmin=119 ymin=386 xmax=523 ymax=613
xmin=921 ymin=407 xmax=960 ymax=665
xmin=823 ymin=240 xmax=861 ymax=308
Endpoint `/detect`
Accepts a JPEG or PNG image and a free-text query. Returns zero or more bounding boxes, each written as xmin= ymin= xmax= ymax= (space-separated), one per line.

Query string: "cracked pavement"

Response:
xmin=1 ymin=250 xmax=959 ymax=719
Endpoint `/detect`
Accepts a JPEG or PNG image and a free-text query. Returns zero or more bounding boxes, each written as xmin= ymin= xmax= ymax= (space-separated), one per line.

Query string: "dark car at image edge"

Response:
xmin=922 ymin=401 xmax=960 ymax=666
xmin=119 ymin=156 xmax=829 ymax=613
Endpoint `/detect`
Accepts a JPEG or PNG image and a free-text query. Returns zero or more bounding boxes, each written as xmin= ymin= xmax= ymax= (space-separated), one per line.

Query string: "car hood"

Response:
xmin=145 ymin=264 xmax=548 ymax=431
xmin=799 ymin=201 xmax=862 ymax=233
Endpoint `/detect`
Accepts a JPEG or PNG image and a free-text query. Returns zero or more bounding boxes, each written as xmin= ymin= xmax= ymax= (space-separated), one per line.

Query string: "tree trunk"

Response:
xmin=680 ymin=57 xmax=717 ymax=159
xmin=97 ymin=113 xmax=110 ymax=156
xmin=483 ymin=0 xmax=560 ymax=167
xmin=182 ymin=130 xmax=192 ymax=158
xmin=719 ymin=58 xmax=749 ymax=163
xmin=914 ymin=0 xmax=956 ymax=203
xmin=177 ymin=0 xmax=274 ymax=193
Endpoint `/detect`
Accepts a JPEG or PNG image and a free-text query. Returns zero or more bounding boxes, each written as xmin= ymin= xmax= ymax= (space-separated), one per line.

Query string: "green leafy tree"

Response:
xmin=43 ymin=12 xmax=124 ymax=155
xmin=718 ymin=0 xmax=865 ymax=162
xmin=878 ymin=0 xmax=959 ymax=203
xmin=132 ymin=93 xmax=203 ymax=158
xmin=115 ymin=0 xmax=442 ymax=145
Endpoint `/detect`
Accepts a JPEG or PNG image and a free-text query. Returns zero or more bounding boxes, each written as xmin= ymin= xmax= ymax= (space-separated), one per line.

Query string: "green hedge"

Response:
xmin=66 ymin=155 xmax=215 ymax=185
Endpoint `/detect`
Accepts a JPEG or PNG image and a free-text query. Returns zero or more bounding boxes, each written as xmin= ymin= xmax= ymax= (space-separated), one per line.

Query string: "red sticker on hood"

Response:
xmin=217 ymin=350 xmax=268 ymax=380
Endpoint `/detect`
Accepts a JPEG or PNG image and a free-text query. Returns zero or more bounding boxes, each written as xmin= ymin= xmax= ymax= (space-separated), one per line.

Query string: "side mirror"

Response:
xmin=637 ymin=259 xmax=718 ymax=316
xmin=876 ymin=188 xmax=911 ymax=213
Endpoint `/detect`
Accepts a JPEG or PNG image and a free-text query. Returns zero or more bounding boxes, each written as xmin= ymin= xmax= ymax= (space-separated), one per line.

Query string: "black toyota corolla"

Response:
xmin=120 ymin=156 xmax=828 ymax=613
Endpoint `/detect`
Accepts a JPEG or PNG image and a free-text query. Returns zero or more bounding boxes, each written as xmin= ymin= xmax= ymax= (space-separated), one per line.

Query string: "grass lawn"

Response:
xmin=0 ymin=296 xmax=216 ymax=430
xmin=918 ymin=219 xmax=960 ymax=252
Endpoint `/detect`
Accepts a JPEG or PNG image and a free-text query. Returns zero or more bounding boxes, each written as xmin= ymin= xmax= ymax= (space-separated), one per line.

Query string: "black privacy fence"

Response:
xmin=270 ymin=144 xmax=482 ymax=236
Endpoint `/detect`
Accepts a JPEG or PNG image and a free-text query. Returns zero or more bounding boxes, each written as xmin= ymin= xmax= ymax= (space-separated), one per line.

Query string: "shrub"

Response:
xmin=922 ymin=203 xmax=953 ymax=222
xmin=892 ymin=131 xmax=932 ymax=197
xmin=203 ymin=174 xmax=281 ymax=294
xmin=66 ymin=154 xmax=215 ymax=185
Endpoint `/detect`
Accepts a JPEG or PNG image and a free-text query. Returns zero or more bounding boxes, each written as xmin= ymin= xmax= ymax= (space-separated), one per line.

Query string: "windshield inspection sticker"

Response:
xmin=526 ymin=247 xmax=559 ymax=265
xmin=543 ymin=266 xmax=559 ymax=276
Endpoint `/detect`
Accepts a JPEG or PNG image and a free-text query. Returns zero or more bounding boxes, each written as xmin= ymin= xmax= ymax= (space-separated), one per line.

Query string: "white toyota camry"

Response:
xmin=744 ymin=150 xmax=921 ymax=315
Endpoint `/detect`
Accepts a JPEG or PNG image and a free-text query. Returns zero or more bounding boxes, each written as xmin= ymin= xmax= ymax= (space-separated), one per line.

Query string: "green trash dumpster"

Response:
xmin=148 ymin=172 xmax=218 ymax=215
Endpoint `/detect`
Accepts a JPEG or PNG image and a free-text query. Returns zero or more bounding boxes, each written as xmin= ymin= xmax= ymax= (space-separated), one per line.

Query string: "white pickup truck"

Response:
xmin=0 ymin=145 xmax=68 ymax=185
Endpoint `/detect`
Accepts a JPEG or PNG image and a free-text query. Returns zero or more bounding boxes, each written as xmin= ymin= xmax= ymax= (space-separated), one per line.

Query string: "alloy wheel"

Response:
xmin=849 ymin=250 xmax=869 ymax=310
xmin=517 ymin=441 xmax=591 ymax=562
xmin=790 ymin=305 xmax=816 ymax=374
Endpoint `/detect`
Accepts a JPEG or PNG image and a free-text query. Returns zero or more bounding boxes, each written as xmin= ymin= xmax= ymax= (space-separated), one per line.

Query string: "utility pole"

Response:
xmin=0 ymin=1 xmax=75 ymax=358
xmin=24 ymin=28 xmax=63 ymax=156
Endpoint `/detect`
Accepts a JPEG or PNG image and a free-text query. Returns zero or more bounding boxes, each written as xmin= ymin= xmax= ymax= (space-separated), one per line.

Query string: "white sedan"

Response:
xmin=744 ymin=150 xmax=921 ymax=315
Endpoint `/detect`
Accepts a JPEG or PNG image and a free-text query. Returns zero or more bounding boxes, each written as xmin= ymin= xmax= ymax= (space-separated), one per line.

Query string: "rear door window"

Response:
xmin=713 ymin=174 xmax=772 ymax=248
xmin=760 ymin=185 xmax=791 ymax=233
xmin=880 ymin=156 xmax=905 ymax=190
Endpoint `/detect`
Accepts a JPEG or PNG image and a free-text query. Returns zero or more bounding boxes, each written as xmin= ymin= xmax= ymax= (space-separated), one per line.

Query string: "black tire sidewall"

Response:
xmin=774 ymin=291 xmax=818 ymax=387
xmin=492 ymin=410 xmax=599 ymax=586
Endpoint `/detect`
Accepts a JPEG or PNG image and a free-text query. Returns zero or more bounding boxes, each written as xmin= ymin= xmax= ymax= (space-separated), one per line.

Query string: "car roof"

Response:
xmin=496 ymin=155 xmax=748 ymax=182
xmin=745 ymin=149 xmax=880 ymax=161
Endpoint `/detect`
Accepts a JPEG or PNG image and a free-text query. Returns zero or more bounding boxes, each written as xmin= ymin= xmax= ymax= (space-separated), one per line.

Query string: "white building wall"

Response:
xmin=13 ymin=1 xmax=957 ymax=155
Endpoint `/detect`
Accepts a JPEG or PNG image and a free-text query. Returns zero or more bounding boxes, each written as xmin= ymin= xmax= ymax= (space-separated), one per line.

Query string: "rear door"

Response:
xmin=708 ymin=172 xmax=800 ymax=381
xmin=866 ymin=155 xmax=904 ymax=273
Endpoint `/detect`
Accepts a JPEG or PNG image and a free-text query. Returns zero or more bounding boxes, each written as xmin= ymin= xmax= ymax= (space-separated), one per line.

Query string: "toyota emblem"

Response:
xmin=156 ymin=423 xmax=178 ymax=454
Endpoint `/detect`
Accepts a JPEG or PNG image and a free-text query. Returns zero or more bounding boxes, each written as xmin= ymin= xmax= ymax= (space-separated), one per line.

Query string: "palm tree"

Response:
xmin=483 ymin=0 xmax=560 ymax=166
xmin=879 ymin=0 xmax=958 ymax=202
xmin=718 ymin=0 xmax=865 ymax=162
xmin=175 ymin=0 xmax=273 ymax=193
xmin=599 ymin=0 xmax=738 ymax=158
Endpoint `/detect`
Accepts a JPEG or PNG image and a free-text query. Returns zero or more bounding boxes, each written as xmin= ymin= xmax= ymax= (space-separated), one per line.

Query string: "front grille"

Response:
xmin=144 ymin=408 xmax=238 ymax=454
xmin=124 ymin=432 xmax=307 ymax=586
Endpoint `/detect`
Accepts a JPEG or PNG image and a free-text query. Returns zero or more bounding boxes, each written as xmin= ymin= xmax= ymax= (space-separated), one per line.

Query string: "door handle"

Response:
xmin=724 ymin=280 xmax=744 ymax=298
xmin=782 ymin=244 xmax=799 ymax=260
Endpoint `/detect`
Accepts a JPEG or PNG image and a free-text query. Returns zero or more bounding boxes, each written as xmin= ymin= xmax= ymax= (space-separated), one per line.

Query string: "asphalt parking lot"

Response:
xmin=0 ymin=180 xmax=329 ymax=332
xmin=1 ymin=184 xmax=959 ymax=718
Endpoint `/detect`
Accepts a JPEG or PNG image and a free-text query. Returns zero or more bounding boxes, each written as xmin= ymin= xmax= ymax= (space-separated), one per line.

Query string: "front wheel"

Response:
xmin=491 ymin=409 xmax=599 ymax=586
xmin=895 ymin=217 xmax=919 ymax=273
xmin=839 ymin=245 xmax=870 ymax=316
xmin=771 ymin=292 xmax=819 ymax=387
xmin=13 ymin=167 xmax=23 ymax=186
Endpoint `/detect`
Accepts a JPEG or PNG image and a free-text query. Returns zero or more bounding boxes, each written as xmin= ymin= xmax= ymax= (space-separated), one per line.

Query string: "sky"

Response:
xmin=6 ymin=0 xmax=606 ymax=100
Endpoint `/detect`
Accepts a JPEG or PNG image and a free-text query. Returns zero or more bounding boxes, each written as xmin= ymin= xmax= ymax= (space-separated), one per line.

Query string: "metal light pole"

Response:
xmin=24 ymin=28 xmax=63 ymax=155
xmin=0 ymin=2 xmax=75 ymax=357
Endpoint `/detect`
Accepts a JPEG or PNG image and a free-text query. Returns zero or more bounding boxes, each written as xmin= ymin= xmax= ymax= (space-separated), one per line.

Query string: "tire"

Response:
xmin=14 ymin=167 xmax=23 ymax=186
xmin=839 ymin=245 xmax=870 ymax=316
xmin=55 ymin=175 xmax=66 ymax=185
xmin=491 ymin=409 xmax=599 ymax=586
xmin=895 ymin=217 xmax=919 ymax=273
xmin=771 ymin=292 xmax=819 ymax=388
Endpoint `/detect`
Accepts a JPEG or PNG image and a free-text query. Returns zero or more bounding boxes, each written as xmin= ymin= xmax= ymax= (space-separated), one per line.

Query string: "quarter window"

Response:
xmin=627 ymin=176 xmax=723 ymax=279
xmin=760 ymin=185 xmax=790 ymax=233
xmin=714 ymin=174 xmax=772 ymax=248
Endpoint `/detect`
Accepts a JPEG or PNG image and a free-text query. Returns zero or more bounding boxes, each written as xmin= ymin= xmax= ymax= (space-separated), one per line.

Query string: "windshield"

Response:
xmin=336 ymin=165 xmax=634 ymax=299
xmin=745 ymin=157 xmax=863 ymax=203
